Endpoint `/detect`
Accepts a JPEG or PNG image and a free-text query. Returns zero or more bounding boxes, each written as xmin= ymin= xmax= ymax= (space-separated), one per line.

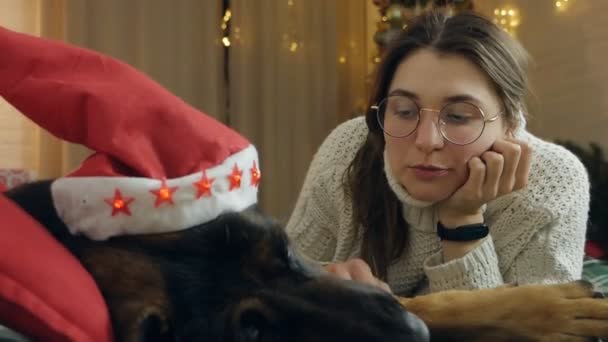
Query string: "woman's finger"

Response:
xmin=513 ymin=140 xmax=532 ymax=190
xmin=348 ymin=259 xmax=377 ymax=284
xmin=325 ymin=263 xmax=352 ymax=281
xmin=480 ymin=151 xmax=504 ymax=200
xmin=459 ymin=157 xmax=486 ymax=201
xmin=492 ymin=139 xmax=521 ymax=196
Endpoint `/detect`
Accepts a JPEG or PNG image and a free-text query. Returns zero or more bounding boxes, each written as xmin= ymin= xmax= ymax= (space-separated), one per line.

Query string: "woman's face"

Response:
xmin=384 ymin=48 xmax=508 ymax=203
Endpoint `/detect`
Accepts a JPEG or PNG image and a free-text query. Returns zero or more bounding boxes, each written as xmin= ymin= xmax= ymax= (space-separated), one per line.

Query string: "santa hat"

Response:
xmin=0 ymin=26 xmax=261 ymax=240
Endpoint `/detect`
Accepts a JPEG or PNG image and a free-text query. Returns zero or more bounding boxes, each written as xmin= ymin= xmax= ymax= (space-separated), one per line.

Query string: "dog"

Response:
xmin=6 ymin=180 xmax=608 ymax=342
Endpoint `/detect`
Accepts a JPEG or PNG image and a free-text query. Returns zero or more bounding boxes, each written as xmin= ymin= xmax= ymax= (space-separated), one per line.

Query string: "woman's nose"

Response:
xmin=414 ymin=114 xmax=444 ymax=153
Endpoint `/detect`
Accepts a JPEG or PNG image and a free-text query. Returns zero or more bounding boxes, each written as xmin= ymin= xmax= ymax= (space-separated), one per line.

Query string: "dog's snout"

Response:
xmin=401 ymin=311 xmax=431 ymax=342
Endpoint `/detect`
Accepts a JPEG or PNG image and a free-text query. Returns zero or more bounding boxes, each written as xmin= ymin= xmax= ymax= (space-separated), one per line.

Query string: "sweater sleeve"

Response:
xmin=285 ymin=172 xmax=338 ymax=262
xmin=423 ymin=236 xmax=504 ymax=292
xmin=422 ymin=138 xmax=590 ymax=292
xmin=501 ymin=143 xmax=590 ymax=285
xmin=285 ymin=117 xmax=368 ymax=263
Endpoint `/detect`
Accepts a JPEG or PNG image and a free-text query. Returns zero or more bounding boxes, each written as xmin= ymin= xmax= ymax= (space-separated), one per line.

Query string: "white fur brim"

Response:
xmin=51 ymin=145 xmax=259 ymax=240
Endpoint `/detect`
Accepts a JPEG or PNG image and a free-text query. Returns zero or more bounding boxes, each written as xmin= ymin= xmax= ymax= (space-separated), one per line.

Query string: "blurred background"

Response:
xmin=1 ymin=0 xmax=606 ymax=222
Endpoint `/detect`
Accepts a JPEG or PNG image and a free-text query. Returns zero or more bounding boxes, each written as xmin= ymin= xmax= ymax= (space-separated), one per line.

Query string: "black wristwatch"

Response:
xmin=437 ymin=221 xmax=489 ymax=241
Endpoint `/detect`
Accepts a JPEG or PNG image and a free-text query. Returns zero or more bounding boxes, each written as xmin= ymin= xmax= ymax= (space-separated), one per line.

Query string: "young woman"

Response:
xmin=286 ymin=11 xmax=590 ymax=295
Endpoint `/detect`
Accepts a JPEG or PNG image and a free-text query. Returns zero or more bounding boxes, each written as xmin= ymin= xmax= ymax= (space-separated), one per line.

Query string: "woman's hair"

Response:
xmin=345 ymin=11 xmax=531 ymax=281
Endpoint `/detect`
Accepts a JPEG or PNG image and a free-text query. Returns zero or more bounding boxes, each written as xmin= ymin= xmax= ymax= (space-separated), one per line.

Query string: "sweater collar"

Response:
xmin=383 ymin=150 xmax=438 ymax=232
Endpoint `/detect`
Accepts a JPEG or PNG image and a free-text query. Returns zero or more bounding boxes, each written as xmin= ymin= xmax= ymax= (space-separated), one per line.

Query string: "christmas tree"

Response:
xmin=372 ymin=0 xmax=475 ymax=58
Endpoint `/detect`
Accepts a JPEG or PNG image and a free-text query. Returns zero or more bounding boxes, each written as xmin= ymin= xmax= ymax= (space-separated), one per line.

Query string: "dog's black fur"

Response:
xmin=5 ymin=180 xmax=429 ymax=342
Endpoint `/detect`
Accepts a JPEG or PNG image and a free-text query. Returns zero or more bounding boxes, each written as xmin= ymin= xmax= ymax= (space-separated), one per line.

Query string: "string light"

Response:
xmin=493 ymin=6 xmax=520 ymax=37
xmin=290 ymin=42 xmax=299 ymax=52
xmin=555 ymin=0 xmax=573 ymax=12
xmin=221 ymin=8 xmax=231 ymax=47
xmin=285 ymin=0 xmax=302 ymax=54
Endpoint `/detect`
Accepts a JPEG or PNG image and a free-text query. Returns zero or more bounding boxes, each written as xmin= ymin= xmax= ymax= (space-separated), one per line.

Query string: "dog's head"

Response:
xmin=5 ymin=181 xmax=429 ymax=342
xmin=157 ymin=207 xmax=429 ymax=342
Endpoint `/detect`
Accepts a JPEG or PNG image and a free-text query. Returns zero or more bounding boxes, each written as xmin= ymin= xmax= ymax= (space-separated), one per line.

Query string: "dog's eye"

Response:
xmin=281 ymin=247 xmax=298 ymax=269
xmin=284 ymin=248 xmax=293 ymax=264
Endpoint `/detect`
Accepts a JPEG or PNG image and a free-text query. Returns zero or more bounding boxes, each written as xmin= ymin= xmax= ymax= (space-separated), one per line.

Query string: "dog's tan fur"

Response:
xmin=399 ymin=280 xmax=608 ymax=341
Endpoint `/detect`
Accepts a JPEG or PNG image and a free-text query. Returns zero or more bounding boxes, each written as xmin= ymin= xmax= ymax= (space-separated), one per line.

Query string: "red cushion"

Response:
xmin=586 ymin=240 xmax=605 ymax=259
xmin=0 ymin=194 xmax=113 ymax=341
xmin=0 ymin=182 xmax=6 ymax=192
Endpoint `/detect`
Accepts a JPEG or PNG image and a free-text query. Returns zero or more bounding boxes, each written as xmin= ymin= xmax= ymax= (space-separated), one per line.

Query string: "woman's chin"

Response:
xmin=401 ymin=173 xmax=460 ymax=204
xmin=405 ymin=186 xmax=453 ymax=204
xmin=410 ymin=193 xmax=443 ymax=203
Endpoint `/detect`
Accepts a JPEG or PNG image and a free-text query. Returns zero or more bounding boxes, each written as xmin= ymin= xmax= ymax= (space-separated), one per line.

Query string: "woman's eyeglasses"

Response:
xmin=372 ymin=95 xmax=500 ymax=145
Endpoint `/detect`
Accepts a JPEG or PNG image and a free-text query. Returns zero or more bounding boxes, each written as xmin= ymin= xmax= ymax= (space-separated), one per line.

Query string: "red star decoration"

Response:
xmin=228 ymin=163 xmax=243 ymax=191
xmin=104 ymin=189 xmax=135 ymax=216
xmin=250 ymin=161 xmax=261 ymax=187
xmin=194 ymin=171 xmax=215 ymax=199
xmin=150 ymin=178 xmax=178 ymax=207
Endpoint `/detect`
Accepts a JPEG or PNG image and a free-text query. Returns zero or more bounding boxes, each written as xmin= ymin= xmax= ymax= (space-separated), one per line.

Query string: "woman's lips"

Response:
xmin=410 ymin=165 xmax=449 ymax=180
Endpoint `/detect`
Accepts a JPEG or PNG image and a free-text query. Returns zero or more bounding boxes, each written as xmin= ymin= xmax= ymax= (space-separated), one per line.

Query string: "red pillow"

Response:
xmin=0 ymin=182 xmax=6 ymax=192
xmin=0 ymin=194 xmax=113 ymax=341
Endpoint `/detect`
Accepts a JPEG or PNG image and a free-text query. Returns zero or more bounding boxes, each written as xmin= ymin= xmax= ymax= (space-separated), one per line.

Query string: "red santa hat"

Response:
xmin=0 ymin=26 xmax=261 ymax=240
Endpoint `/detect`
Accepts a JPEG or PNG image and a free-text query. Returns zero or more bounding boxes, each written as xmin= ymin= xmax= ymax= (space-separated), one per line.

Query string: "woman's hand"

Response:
xmin=324 ymin=258 xmax=392 ymax=293
xmin=438 ymin=137 xmax=532 ymax=227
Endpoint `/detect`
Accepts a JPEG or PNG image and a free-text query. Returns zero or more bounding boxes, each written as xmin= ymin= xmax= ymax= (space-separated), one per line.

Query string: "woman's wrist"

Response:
xmin=438 ymin=210 xmax=484 ymax=228
xmin=440 ymin=239 xmax=486 ymax=262
xmin=437 ymin=209 xmax=486 ymax=262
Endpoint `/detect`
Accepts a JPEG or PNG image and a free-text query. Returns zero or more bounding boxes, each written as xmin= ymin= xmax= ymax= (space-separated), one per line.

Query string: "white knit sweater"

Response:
xmin=285 ymin=117 xmax=590 ymax=296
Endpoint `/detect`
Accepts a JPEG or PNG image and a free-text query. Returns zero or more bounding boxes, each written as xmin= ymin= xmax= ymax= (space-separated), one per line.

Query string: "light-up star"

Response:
xmin=250 ymin=161 xmax=261 ymax=187
xmin=194 ymin=171 xmax=215 ymax=199
xmin=104 ymin=189 xmax=135 ymax=216
xmin=228 ymin=164 xmax=243 ymax=191
xmin=150 ymin=178 xmax=178 ymax=207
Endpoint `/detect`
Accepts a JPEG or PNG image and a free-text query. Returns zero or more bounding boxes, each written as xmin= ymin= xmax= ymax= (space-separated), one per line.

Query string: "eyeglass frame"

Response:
xmin=371 ymin=95 xmax=501 ymax=146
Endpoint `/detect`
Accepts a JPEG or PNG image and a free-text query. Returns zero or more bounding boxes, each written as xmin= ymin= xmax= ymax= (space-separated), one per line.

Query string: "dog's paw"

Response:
xmin=550 ymin=280 xmax=598 ymax=298
xmin=502 ymin=280 xmax=608 ymax=341
xmin=400 ymin=280 xmax=608 ymax=342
